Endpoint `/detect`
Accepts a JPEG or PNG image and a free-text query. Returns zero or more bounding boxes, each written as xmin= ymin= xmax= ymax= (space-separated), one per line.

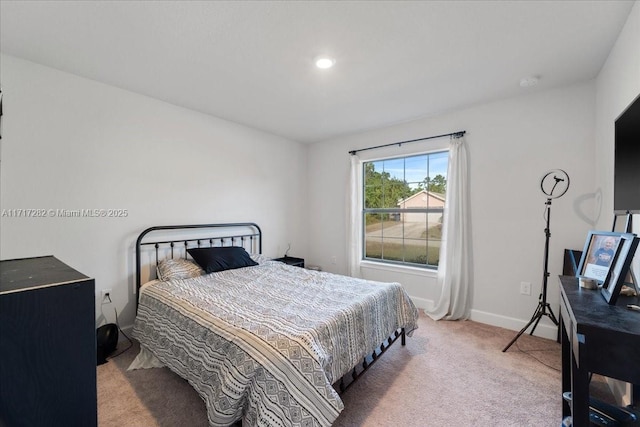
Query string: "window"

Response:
xmin=363 ymin=151 xmax=448 ymax=268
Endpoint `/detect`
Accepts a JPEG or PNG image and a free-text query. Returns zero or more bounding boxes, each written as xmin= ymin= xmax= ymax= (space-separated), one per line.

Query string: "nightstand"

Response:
xmin=273 ymin=256 xmax=305 ymax=268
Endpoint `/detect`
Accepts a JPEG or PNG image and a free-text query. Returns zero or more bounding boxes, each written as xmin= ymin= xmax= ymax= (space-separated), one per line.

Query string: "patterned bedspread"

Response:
xmin=132 ymin=261 xmax=418 ymax=427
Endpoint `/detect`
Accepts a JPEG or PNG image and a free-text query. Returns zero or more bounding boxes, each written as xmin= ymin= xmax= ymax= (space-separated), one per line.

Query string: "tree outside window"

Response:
xmin=363 ymin=151 xmax=448 ymax=268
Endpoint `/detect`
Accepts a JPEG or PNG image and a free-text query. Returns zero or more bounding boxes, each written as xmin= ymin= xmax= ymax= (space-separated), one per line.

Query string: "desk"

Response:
xmin=559 ymin=275 xmax=640 ymax=426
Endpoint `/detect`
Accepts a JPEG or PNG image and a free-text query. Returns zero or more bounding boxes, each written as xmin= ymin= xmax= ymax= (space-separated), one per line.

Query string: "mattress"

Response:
xmin=132 ymin=261 xmax=418 ymax=426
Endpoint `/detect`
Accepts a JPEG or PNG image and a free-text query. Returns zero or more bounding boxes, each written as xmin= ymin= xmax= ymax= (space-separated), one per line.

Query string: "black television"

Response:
xmin=614 ymin=93 xmax=640 ymax=214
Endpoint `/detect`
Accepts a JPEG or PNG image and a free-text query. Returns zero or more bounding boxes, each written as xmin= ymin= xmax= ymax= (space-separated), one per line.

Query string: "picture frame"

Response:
xmin=576 ymin=231 xmax=625 ymax=285
xmin=600 ymin=233 xmax=639 ymax=305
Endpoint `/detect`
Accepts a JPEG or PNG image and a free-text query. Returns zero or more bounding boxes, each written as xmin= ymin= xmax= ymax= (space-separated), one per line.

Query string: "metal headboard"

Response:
xmin=135 ymin=223 xmax=262 ymax=310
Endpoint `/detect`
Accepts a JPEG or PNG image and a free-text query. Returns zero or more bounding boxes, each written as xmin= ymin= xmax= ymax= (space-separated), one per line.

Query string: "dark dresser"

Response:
xmin=559 ymin=275 xmax=640 ymax=426
xmin=0 ymin=256 xmax=97 ymax=427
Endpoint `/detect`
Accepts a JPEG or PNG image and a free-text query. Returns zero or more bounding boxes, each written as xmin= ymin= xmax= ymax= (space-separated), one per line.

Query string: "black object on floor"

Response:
xmin=97 ymin=323 xmax=118 ymax=365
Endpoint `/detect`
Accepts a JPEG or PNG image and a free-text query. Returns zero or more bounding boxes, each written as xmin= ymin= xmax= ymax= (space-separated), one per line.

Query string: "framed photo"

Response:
xmin=576 ymin=231 xmax=625 ymax=285
xmin=600 ymin=233 xmax=639 ymax=305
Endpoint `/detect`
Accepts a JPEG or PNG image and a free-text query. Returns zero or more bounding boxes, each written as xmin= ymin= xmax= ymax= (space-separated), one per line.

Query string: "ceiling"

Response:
xmin=0 ymin=1 xmax=635 ymax=144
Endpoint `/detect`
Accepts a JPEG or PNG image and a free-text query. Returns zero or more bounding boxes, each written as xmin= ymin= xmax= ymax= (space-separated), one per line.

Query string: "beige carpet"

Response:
xmin=97 ymin=311 xmax=605 ymax=426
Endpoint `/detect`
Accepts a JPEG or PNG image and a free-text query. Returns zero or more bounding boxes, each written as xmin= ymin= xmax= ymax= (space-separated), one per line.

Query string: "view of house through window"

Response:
xmin=363 ymin=151 xmax=449 ymax=268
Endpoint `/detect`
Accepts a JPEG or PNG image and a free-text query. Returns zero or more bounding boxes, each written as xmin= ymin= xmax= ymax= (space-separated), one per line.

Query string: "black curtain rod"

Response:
xmin=348 ymin=130 xmax=466 ymax=155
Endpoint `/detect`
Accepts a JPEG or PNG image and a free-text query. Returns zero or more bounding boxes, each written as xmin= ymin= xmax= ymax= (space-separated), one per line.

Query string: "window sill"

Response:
xmin=359 ymin=260 xmax=438 ymax=278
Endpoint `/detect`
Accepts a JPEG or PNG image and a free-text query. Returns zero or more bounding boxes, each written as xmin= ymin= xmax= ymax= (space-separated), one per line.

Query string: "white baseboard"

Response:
xmin=469 ymin=309 xmax=558 ymax=340
xmin=408 ymin=296 xmax=558 ymax=340
xmin=409 ymin=296 xmax=435 ymax=312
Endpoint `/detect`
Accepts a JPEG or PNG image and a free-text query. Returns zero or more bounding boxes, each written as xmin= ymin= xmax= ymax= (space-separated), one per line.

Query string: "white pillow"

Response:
xmin=156 ymin=258 xmax=205 ymax=281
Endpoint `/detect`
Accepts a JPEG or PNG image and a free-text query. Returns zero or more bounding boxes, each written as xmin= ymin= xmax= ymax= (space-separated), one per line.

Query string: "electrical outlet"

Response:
xmin=101 ymin=289 xmax=112 ymax=304
xmin=520 ymin=282 xmax=531 ymax=296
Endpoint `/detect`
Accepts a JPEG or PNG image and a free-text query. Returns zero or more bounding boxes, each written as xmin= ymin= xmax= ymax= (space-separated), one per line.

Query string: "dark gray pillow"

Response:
xmin=187 ymin=246 xmax=258 ymax=273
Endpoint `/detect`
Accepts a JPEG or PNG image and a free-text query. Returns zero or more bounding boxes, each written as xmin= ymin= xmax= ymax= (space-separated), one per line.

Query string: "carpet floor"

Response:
xmin=97 ymin=311 xmax=610 ymax=426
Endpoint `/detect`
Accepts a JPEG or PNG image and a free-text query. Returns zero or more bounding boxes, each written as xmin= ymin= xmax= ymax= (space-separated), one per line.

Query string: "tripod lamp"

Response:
xmin=503 ymin=169 xmax=570 ymax=352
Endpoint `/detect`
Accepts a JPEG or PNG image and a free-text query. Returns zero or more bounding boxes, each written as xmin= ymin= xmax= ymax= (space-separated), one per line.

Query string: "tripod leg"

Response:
xmin=502 ymin=306 xmax=543 ymax=352
xmin=530 ymin=314 xmax=543 ymax=336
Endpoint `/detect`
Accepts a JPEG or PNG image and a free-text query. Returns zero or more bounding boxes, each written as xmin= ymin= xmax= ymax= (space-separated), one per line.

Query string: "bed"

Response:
xmin=131 ymin=223 xmax=419 ymax=427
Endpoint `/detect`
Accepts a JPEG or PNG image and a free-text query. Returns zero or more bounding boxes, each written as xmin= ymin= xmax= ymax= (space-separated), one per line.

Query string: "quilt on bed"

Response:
xmin=132 ymin=261 xmax=418 ymax=427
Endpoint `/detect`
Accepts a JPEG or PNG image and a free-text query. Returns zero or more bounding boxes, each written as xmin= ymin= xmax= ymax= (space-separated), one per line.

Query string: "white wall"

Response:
xmin=0 ymin=54 xmax=309 ymax=327
xmin=307 ymin=81 xmax=598 ymax=339
xmin=594 ymin=1 xmax=640 ymax=405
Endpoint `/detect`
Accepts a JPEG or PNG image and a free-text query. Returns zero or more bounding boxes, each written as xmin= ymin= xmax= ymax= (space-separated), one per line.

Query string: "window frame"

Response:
xmin=361 ymin=149 xmax=449 ymax=270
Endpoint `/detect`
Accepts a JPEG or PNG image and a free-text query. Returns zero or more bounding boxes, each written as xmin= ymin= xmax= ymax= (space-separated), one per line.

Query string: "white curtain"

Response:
xmin=427 ymin=135 xmax=472 ymax=320
xmin=347 ymin=154 xmax=362 ymax=278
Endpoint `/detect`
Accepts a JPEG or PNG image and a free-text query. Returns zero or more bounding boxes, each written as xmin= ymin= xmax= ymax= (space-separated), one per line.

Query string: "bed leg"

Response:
xmin=401 ymin=328 xmax=406 ymax=346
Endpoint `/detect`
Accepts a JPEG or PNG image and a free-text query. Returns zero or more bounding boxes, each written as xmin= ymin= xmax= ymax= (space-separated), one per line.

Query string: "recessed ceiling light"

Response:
xmin=520 ymin=76 xmax=539 ymax=88
xmin=315 ymin=57 xmax=335 ymax=69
